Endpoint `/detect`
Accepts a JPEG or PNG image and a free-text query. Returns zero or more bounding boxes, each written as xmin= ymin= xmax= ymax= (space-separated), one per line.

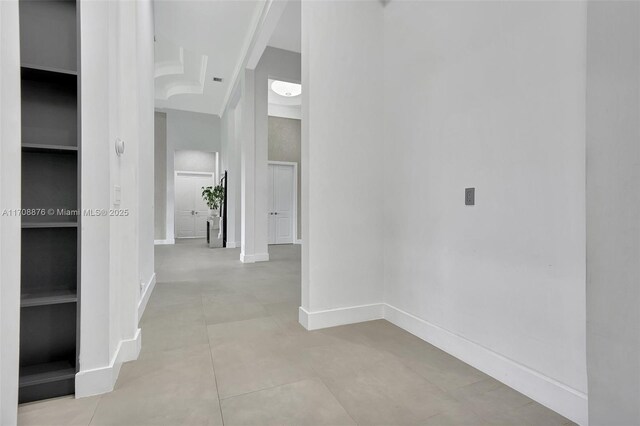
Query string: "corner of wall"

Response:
xmin=138 ymin=272 xmax=156 ymax=322
xmin=75 ymin=329 xmax=141 ymax=398
xmin=0 ymin=2 xmax=22 ymax=423
xmin=298 ymin=304 xmax=385 ymax=331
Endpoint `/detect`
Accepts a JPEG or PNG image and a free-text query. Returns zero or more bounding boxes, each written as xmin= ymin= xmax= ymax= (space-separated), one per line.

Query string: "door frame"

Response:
xmin=174 ymin=170 xmax=215 ymax=239
xmin=267 ymin=161 xmax=298 ymax=244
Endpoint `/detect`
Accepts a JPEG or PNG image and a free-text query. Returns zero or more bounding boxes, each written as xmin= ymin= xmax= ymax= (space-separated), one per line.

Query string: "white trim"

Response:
xmin=298 ymin=304 xmax=385 ymax=331
xmin=240 ymin=252 xmax=270 ymax=263
xmin=267 ymin=161 xmax=298 ymax=245
xmin=174 ymin=170 xmax=216 ymax=177
xmin=226 ymin=241 xmax=239 ymax=248
xmin=138 ymin=273 xmax=156 ymax=322
xmin=0 ymin=2 xmax=21 ymax=423
xmin=297 ymin=303 xmax=587 ymax=425
xmin=268 ymin=104 xmax=302 ymax=120
xmin=154 ymin=238 xmax=175 ymax=245
xmin=75 ymin=329 xmax=141 ymax=398
xmin=295 ymin=239 xmax=302 ymax=245
xmin=383 ymin=304 xmax=588 ymax=426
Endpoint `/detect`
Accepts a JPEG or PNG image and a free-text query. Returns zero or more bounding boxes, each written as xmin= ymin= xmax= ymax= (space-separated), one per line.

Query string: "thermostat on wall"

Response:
xmin=115 ymin=138 xmax=125 ymax=156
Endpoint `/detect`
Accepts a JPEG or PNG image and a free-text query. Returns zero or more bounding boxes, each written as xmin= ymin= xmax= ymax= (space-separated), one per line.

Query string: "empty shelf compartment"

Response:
xmin=19 ymin=360 xmax=75 ymax=388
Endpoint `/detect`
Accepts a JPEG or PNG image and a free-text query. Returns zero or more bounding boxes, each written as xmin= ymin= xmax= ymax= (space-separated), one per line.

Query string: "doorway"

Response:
xmin=268 ymin=162 xmax=297 ymax=244
xmin=174 ymin=171 xmax=214 ymax=238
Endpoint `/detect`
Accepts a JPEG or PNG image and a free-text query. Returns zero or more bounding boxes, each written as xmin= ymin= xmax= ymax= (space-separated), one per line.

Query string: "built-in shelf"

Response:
xmin=22 ymin=151 xmax=78 ymax=216
xmin=19 ymin=361 xmax=76 ymax=388
xmin=22 ymin=143 xmax=78 ymax=153
xmin=19 ymin=0 xmax=80 ymax=403
xmin=21 ymin=290 xmax=77 ymax=308
xmin=22 ymin=221 xmax=78 ymax=229
xmin=21 ymin=64 xmax=77 ymax=148
xmin=21 ymin=63 xmax=77 ymax=77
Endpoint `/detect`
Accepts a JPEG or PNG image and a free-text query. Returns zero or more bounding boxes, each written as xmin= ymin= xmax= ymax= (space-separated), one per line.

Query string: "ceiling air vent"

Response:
xmin=213 ymin=77 xmax=223 ymax=82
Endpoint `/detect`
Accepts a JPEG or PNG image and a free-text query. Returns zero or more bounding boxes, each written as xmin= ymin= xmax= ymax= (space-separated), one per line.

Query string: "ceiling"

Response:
xmin=268 ymin=79 xmax=301 ymax=106
xmin=267 ymin=0 xmax=301 ymax=53
xmin=268 ymin=78 xmax=301 ymax=119
xmin=154 ymin=0 xmax=302 ymax=116
xmin=154 ymin=0 xmax=263 ymax=115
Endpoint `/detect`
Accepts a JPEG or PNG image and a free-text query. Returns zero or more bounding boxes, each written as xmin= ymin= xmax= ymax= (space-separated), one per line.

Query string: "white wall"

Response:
xmin=163 ymin=109 xmax=221 ymax=242
xmin=382 ymin=2 xmax=587 ymax=423
xmin=108 ymin=0 xmax=140 ymax=368
xmin=586 ymin=2 xmax=640 ymax=424
xmin=243 ymin=47 xmax=300 ymax=262
xmin=154 ymin=112 xmax=167 ymax=240
xmin=136 ymin=0 xmax=156 ymax=315
xmin=240 ymin=69 xmax=257 ymax=260
xmin=0 ymin=1 xmax=21 ymax=423
xmin=299 ymin=1 xmax=589 ymax=423
xmin=268 ymin=103 xmax=301 ymax=120
xmin=174 ymin=150 xmax=217 ymax=174
xmin=220 ymin=99 xmax=242 ymax=248
xmin=77 ymin=0 xmax=154 ymax=397
xmin=220 ymin=106 xmax=234 ymax=246
xmin=79 ymin=0 xmax=112 ymax=379
xmin=231 ymin=104 xmax=243 ymax=246
xmin=300 ymin=0 xmax=385 ymax=315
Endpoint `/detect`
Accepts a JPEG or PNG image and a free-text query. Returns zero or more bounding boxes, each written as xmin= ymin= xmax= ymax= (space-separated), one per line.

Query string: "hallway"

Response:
xmin=17 ymin=243 xmax=573 ymax=426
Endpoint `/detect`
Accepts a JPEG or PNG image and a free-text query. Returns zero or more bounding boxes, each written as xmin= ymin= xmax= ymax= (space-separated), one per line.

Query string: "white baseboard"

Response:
xmin=75 ymin=328 xmax=141 ymax=398
xmin=297 ymin=302 xmax=587 ymax=425
xmin=138 ymin=273 xmax=156 ymax=322
xmin=226 ymin=241 xmax=239 ymax=248
xmin=295 ymin=239 xmax=302 ymax=245
xmin=240 ymin=252 xmax=270 ymax=263
xmin=154 ymin=239 xmax=174 ymax=245
xmin=383 ymin=304 xmax=588 ymax=425
xmin=298 ymin=303 xmax=384 ymax=330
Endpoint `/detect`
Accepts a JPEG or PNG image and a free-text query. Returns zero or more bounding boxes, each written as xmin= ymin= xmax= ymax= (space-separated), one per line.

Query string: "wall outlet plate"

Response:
xmin=465 ymin=188 xmax=475 ymax=205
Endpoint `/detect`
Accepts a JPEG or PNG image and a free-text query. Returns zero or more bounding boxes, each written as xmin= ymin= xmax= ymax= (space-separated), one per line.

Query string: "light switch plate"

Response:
xmin=465 ymin=188 xmax=475 ymax=205
xmin=114 ymin=185 xmax=121 ymax=206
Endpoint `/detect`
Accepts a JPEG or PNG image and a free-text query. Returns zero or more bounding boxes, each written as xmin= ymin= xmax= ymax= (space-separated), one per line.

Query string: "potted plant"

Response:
xmin=201 ymin=185 xmax=224 ymax=217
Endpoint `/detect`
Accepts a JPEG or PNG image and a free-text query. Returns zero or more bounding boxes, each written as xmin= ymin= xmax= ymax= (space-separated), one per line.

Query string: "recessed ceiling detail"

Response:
xmin=268 ymin=79 xmax=301 ymax=120
xmin=154 ymin=36 xmax=208 ymax=101
xmin=154 ymin=0 xmax=263 ymax=115
xmin=271 ymin=80 xmax=301 ymax=97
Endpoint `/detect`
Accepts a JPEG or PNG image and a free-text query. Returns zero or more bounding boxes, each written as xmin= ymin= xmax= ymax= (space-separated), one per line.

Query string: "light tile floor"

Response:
xmin=18 ymin=241 xmax=575 ymax=426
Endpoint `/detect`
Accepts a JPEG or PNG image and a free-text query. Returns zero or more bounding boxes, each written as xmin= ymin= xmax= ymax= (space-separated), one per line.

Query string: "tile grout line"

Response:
xmin=86 ymin=395 xmax=102 ymax=426
xmin=218 ymin=377 xmax=316 ymax=402
xmin=203 ymin=293 xmax=226 ymax=426
xmin=312 ymin=375 xmax=359 ymax=426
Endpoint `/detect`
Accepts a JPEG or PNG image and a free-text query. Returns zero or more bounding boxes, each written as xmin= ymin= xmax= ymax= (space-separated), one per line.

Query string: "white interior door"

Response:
xmin=268 ymin=163 xmax=295 ymax=244
xmin=175 ymin=172 xmax=213 ymax=238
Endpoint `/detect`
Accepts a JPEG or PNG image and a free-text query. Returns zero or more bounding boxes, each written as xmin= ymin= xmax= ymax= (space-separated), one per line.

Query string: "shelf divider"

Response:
xmin=22 ymin=222 xmax=78 ymax=229
xmin=19 ymin=361 xmax=76 ymax=388
xmin=21 ymin=290 xmax=77 ymax=308
xmin=21 ymin=63 xmax=78 ymax=77
xmin=22 ymin=143 xmax=78 ymax=153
